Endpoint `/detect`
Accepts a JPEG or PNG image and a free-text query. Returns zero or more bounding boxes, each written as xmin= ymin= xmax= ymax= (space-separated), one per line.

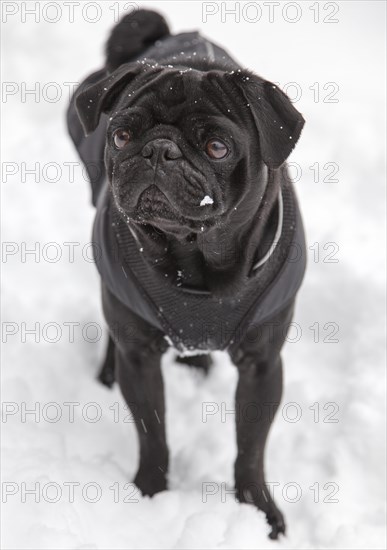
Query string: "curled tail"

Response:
xmin=106 ymin=9 xmax=170 ymax=72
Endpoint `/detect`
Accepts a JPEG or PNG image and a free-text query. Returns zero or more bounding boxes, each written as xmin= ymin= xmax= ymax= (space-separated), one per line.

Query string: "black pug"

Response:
xmin=67 ymin=9 xmax=306 ymax=539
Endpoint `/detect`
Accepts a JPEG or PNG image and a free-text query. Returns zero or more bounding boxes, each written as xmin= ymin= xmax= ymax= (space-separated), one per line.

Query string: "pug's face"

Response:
xmin=76 ymin=63 xmax=304 ymax=236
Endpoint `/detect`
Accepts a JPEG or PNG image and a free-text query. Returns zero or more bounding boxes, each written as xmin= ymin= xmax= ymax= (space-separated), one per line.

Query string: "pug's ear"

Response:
xmin=228 ymin=71 xmax=305 ymax=168
xmin=75 ymin=63 xmax=143 ymax=136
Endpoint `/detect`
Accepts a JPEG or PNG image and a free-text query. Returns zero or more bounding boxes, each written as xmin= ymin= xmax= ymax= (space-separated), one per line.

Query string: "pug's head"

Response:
xmin=76 ymin=62 xmax=304 ymax=237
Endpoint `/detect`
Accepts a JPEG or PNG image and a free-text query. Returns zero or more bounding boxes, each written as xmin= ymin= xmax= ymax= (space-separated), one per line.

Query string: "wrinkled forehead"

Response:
xmin=114 ymin=67 xmax=242 ymax=122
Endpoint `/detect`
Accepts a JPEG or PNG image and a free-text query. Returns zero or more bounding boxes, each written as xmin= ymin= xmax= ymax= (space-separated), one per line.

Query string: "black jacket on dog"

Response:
xmin=67 ymin=31 xmax=306 ymax=352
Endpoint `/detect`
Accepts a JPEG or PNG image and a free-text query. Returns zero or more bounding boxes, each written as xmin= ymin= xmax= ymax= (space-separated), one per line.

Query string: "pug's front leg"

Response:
xmin=102 ymin=284 xmax=169 ymax=495
xmin=230 ymin=304 xmax=294 ymax=539
xmin=116 ymin=344 xmax=169 ymax=496
xmin=234 ymin=354 xmax=285 ymax=539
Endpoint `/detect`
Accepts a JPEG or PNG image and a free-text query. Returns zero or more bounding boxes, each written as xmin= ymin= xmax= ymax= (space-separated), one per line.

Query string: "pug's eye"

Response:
xmin=205 ymin=138 xmax=229 ymax=160
xmin=113 ymin=128 xmax=131 ymax=149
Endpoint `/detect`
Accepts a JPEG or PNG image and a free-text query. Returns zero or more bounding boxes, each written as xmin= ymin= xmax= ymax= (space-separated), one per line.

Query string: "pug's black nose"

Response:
xmin=141 ymin=139 xmax=183 ymax=164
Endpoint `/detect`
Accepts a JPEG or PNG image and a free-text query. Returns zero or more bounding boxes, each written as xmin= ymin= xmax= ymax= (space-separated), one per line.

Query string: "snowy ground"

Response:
xmin=1 ymin=1 xmax=386 ymax=548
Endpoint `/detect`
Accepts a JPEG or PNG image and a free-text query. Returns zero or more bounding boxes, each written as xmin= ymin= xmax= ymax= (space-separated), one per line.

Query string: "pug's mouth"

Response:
xmin=136 ymin=185 xmax=179 ymax=221
xmin=113 ymin=180 xmax=219 ymax=234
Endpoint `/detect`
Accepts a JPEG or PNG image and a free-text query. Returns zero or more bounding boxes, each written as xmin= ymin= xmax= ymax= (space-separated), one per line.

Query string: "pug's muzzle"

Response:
xmin=111 ymin=134 xmax=221 ymax=229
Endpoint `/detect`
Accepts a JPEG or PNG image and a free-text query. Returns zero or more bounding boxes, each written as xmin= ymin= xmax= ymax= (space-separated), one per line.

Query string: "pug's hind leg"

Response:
xmin=97 ymin=334 xmax=116 ymax=388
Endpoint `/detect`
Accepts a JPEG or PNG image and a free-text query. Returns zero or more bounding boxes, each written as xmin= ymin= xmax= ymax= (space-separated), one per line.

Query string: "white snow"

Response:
xmin=1 ymin=2 xmax=386 ymax=549
xmin=200 ymin=195 xmax=214 ymax=206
